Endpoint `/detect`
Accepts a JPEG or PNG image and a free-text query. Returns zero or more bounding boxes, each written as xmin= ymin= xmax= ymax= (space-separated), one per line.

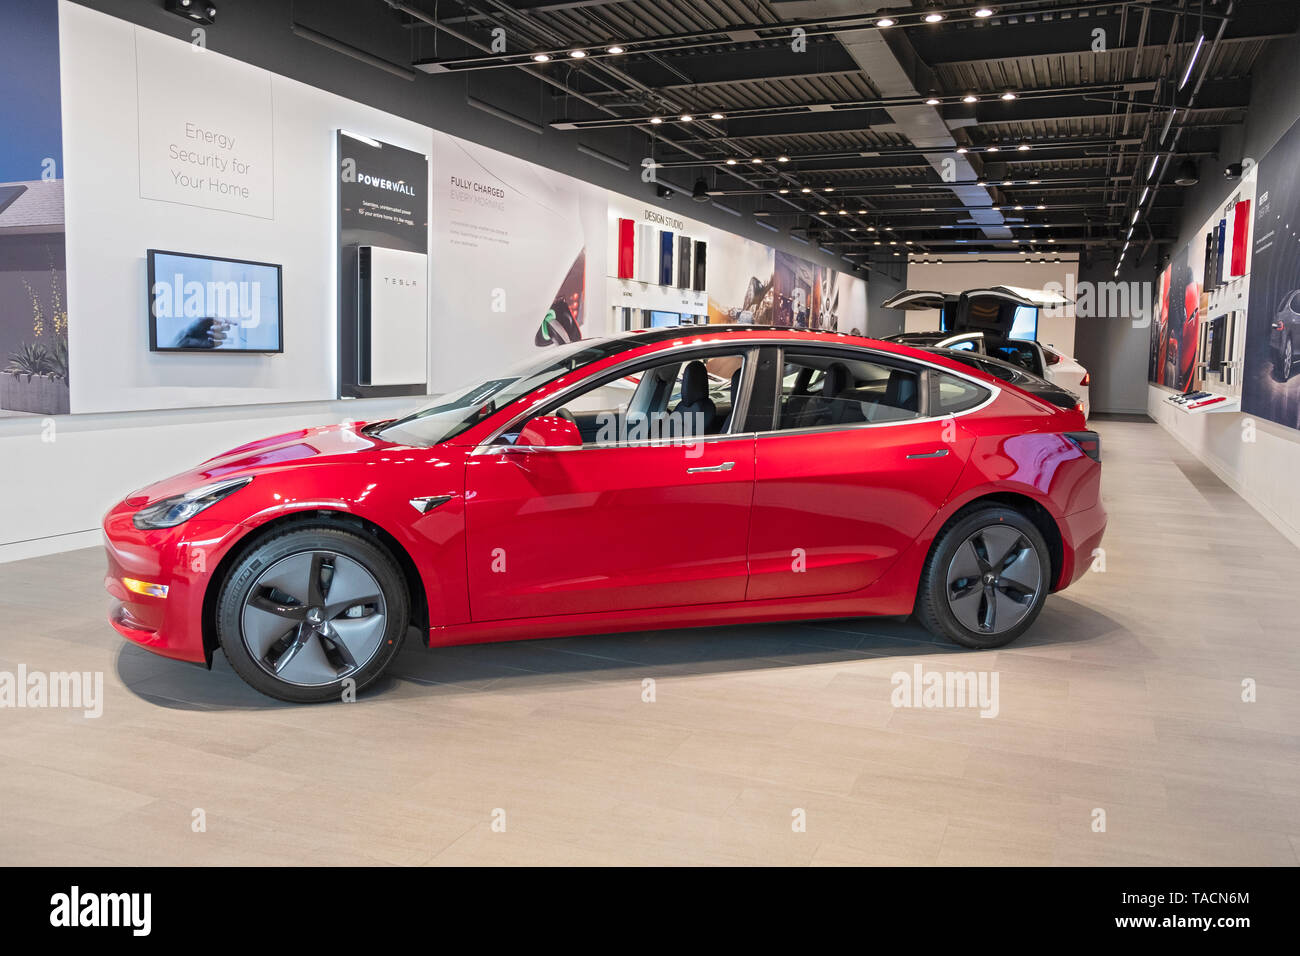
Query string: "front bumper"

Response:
xmin=102 ymin=503 xmax=252 ymax=665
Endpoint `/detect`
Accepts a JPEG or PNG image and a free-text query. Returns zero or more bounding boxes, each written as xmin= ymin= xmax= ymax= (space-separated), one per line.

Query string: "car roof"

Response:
xmin=609 ymin=323 xmax=1012 ymax=376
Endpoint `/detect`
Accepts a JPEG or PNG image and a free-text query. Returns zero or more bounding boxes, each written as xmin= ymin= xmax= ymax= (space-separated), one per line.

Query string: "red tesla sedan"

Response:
xmin=103 ymin=326 xmax=1106 ymax=702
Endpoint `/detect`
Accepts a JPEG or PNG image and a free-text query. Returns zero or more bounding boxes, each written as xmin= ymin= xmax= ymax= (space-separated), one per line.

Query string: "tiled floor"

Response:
xmin=1 ymin=419 xmax=1297 ymax=865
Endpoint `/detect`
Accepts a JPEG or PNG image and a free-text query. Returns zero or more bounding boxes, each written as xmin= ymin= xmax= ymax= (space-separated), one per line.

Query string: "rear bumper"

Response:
xmin=1056 ymin=500 xmax=1107 ymax=590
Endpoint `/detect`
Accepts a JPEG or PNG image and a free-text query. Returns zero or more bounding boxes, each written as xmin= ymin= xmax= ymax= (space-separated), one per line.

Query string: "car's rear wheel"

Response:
xmin=915 ymin=506 xmax=1050 ymax=649
xmin=216 ymin=526 xmax=409 ymax=703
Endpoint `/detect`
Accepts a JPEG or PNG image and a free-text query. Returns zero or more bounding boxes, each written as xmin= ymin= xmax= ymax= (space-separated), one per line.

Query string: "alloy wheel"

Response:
xmin=945 ymin=525 xmax=1042 ymax=635
xmin=240 ymin=550 xmax=388 ymax=687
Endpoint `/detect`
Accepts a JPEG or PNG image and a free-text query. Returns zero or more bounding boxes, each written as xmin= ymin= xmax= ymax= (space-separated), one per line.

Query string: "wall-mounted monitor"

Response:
xmin=148 ymin=249 xmax=283 ymax=353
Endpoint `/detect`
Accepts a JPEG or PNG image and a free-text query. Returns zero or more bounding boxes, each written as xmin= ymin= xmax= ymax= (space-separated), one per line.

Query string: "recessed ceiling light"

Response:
xmin=823 ymin=185 xmax=834 ymax=192
xmin=963 ymin=94 xmax=978 ymax=103
xmin=680 ymin=113 xmax=693 ymax=122
xmin=1018 ymin=144 xmax=1030 ymax=151
xmin=987 ymin=145 xmax=1000 ymax=152
xmin=778 ymin=188 xmax=790 ymax=194
xmin=925 ymin=97 xmax=941 ymax=106
xmin=801 ymin=187 xmax=812 ymax=193
xmin=849 ymin=227 xmax=857 ymax=231
xmin=777 ymin=155 xmax=789 ymax=163
xmin=858 ymin=209 xmax=868 ymax=215
xmin=875 ymin=17 xmax=896 ymax=28
xmin=649 ymin=116 xmax=663 ymax=124
xmin=839 ymin=209 xmax=847 ymax=214
xmin=924 ymin=12 xmax=946 ymax=23
xmin=1002 ymin=180 xmax=1013 ymax=186
xmin=867 ymin=225 xmax=876 ymax=231
xmin=1015 ymin=205 xmax=1024 ymax=210
xmin=569 ymin=49 xmax=586 ymax=58
xmin=1037 ymin=204 xmax=1046 ymax=210
xmin=1001 ymin=91 xmax=1017 ymax=100
xmin=532 ymin=53 xmax=551 ymax=62
xmin=606 ymin=45 xmax=625 ymax=55
xmin=751 ymin=157 xmax=763 ymax=164
xmin=726 ymin=158 xmax=737 ymax=165
xmin=957 ymin=147 xmax=969 ymax=154
xmin=710 ymin=112 xmax=725 ymax=120
xmin=975 ymin=7 xmax=995 ymax=17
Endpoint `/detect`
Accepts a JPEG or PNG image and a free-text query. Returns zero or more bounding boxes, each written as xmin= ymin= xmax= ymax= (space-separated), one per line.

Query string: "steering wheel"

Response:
xmin=553 ymin=407 xmax=576 ymax=424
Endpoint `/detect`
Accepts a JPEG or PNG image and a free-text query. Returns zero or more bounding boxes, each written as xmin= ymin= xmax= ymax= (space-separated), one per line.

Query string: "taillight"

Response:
xmin=1046 ymin=351 xmax=1063 ymax=365
xmin=1079 ymin=371 xmax=1091 ymax=386
xmin=1065 ymin=430 xmax=1101 ymax=461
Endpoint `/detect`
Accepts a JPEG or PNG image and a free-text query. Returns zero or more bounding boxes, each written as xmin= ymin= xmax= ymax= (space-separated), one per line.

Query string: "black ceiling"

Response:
xmin=310 ymin=0 xmax=1294 ymax=272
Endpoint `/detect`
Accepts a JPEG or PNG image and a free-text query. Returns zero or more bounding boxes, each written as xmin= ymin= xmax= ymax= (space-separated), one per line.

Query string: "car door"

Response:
xmin=463 ymin=346 xmax=757 ymax=621
xmin=743 ymin=346 xmax=980 ymax=602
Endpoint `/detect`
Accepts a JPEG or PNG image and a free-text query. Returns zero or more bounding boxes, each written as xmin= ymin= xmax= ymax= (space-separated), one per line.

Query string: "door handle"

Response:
xmin=906 ymin=449 xmax=950 ymax=459
xmin=687 ymin=461 xmax=736 ymax=474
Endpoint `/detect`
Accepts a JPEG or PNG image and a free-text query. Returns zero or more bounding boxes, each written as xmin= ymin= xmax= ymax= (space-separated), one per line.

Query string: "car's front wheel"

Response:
xmin=915 ymin=506 xmax=1050 ymax=649
xmin=216 ymin=525 xmax=410 ymax=702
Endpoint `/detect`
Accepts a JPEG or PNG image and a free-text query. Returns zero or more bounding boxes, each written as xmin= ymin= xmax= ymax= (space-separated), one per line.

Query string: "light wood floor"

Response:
xmin=1 ymin=419 xmax=1297 ymax=865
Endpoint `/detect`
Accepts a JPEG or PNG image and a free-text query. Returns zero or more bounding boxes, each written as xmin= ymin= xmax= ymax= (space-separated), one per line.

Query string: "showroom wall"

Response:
xmin=0 ymin=0 xmax=876 ymax=562
xmin=61 ymin=12 xmax=438 ymax=414
xmin=1072 ymin=255 xmax=1151 ymax=415
xmin=865 ymin=258 xmax=908 ymax=339
xmin=1142 ymin=26 xmax=1300 ymax=548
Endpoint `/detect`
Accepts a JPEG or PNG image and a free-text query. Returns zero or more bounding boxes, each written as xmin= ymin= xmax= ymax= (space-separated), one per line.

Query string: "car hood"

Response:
xmin=123 ymin=421 xmax=404 ymax=506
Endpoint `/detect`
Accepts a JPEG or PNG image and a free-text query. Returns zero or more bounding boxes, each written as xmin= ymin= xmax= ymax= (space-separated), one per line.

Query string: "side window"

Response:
xmin=936 ymin=373 xmax=990 ymax=415
xmin=773 ymin=352 xmax=921 ymax=429
xmin=529 ymin=350 xmax=748 ymax=445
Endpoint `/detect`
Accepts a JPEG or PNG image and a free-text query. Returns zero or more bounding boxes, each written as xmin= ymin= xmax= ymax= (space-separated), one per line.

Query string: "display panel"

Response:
xmin=1009 ymin=305 xmax=1038 ymax=341
xmin=692 ymin=239 xmax=708 ymax=291
xmin=147 ymin=249 xmax=283 ymax=353
xmin=659 ymin=230 xmax=674 ymax=285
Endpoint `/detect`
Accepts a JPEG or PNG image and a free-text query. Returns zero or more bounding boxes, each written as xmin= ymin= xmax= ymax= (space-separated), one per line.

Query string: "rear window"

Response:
xmin=936 ymin=373 xmax=990 ymax=415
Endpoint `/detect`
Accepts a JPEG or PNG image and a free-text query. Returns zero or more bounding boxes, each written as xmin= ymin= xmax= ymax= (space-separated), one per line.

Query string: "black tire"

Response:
xmin=914 ymin=505 xmax=1051 ymax=649
xmin=215 ymin=525 xmax=410 ymax=703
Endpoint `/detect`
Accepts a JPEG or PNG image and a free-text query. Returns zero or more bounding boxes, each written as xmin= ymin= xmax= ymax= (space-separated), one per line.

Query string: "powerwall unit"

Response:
xmin=351 ymin=245 xmax=428 ymax=390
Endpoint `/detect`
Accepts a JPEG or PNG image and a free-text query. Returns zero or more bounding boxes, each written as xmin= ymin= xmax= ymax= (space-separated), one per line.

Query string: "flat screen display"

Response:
xmin=148 ymin=249 xmax=283 ymax=353
xmin=650 ymin=311 xmax=680 ymax=328
xmin=1009 ymin=305 xmax=1038 ymax=341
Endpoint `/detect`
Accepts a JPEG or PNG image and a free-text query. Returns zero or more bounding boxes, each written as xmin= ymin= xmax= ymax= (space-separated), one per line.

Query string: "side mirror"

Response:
xmin=515 ymin=415 xmax=582 ymax=449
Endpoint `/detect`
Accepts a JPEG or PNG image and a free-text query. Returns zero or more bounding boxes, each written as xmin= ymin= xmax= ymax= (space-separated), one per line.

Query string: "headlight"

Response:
xmin=132 ymin=477 xmax=253 ymax=530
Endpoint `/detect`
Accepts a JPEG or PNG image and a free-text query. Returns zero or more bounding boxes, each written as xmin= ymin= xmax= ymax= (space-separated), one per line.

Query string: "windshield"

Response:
xmin=376 ymin=337 xmax=634 ymax=446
